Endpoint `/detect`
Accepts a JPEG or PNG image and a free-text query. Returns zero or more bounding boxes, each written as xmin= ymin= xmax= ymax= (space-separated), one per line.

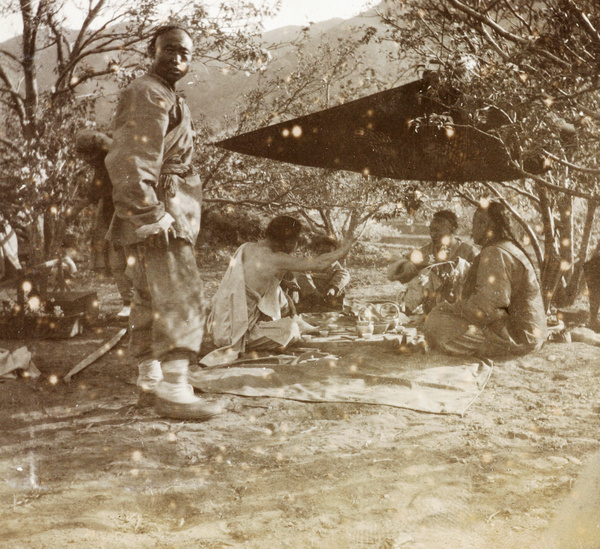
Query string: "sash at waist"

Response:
xmin=159 ymin=160 xmax=194 ymax=197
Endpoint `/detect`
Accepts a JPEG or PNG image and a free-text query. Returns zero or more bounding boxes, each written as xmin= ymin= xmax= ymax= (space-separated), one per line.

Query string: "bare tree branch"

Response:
xmin=481 ymin=181 xmax=543 ymax=267
xmin=447 ymin=0 xmax=572 ymax=68
xmin=542 ymin=150 xmax=600 ymax=175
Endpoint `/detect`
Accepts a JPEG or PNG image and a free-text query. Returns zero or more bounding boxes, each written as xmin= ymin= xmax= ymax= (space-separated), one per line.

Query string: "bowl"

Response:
xmin=356 ymin=321 xmax=373 ymax=338
xmin=372 ymin=321 xmax=390 ymax=335
xmin=318 ymin=329 xmax=329 ymax=337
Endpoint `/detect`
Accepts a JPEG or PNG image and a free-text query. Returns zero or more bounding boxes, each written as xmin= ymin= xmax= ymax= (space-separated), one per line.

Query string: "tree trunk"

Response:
xmin=558 ymin=198 xmax=598 ymax=307
xmin=537 ymin=187 xmax=562 ymax=311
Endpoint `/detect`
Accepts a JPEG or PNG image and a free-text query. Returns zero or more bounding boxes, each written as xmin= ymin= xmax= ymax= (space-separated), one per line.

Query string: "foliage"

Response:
xmin=199 ymin=205 xmax=264 ymax=247
xmin=376 ymin=0 xmax=600 ymax=305
xmin=0 ymin=0 xmax=278 ymax=261
xmin=199 ymin=23 xmax=423 ymax=241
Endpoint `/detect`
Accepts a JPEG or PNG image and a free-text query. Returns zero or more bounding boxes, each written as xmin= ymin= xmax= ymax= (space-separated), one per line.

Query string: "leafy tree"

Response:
xmin=200 ymin=23 xmax=416 ymax=241
xmin=376 ymin=0 xmax=600 ymax=307
xmin=0 ymin=0 xmax=276 ymax=262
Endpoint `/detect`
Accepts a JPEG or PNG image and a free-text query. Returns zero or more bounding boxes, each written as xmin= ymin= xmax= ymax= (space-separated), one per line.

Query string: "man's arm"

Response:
xmin=388 ymin=243 xmax=431 ymax=283
xmin=105 ymin=80 xmax=170 ymax=230
xmin=271 ymin=238 xmax=357 ymax=273
xmin=327 ymin=262 xmax=351 ymax=295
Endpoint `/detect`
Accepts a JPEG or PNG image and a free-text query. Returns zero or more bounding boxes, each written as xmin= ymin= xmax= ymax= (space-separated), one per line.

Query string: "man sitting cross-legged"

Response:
xmin=203 ymin=216 xmax=356 ymax=365
xmin=387 ymin=209 xmax=478 ymax=313
xmin=424 ymin=201 xmax=546 ymax=358
xmin=285 ymin=234 xmax=351 ymax=313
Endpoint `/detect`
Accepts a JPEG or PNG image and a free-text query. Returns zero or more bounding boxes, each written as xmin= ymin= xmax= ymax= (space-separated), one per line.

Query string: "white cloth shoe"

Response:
xmin=155 ymin=381 xmax=224 ymax=420
xmin=156 ymin=381 xmax=199 ymax=404
xmin=154 ymin=360 xmax=224 ymax=420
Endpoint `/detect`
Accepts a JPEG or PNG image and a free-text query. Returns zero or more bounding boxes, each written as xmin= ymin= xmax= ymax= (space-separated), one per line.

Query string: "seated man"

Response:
xmin=205 ymin=216 xmax=356 ymax=364
xmin=583 ymin=244 xmax=600 ymax=332
xmin=424 ymin=201 xmax=546 ymax=358
xmin=287 ymin=234 xmax=351 ymax=313
xmin=387 ymin=209 xmax=478 ymax=313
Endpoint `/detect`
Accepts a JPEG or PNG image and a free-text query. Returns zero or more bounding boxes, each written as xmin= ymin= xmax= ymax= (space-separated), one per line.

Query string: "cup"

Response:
xmin=356 ymin=321 xmax=374 ymax=338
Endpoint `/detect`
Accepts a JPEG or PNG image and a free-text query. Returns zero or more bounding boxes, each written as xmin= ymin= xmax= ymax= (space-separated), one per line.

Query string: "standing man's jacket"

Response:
xmin=105 ymin=73 xmax=202 ymax=246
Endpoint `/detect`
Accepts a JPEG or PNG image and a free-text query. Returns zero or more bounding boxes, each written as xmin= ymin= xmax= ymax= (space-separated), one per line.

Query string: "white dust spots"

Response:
xmin=409 ymin=249 xmax=424 ymax=265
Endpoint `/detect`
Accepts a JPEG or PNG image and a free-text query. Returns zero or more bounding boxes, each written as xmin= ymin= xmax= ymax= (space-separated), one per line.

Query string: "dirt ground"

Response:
xmin=1 ymin=264 xmax=599 ymax=549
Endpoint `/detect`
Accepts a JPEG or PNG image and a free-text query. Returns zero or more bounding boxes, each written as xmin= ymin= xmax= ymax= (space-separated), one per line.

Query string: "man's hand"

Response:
xmin=135 ymin=213 xmax=176 ymax=245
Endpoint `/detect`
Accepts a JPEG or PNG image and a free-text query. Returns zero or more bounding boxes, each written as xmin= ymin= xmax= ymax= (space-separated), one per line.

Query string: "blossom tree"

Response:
xmin=376 ymin=0 xmax=600 ymax=306
xmin=0 ymin=0 xmax=276 ymax=262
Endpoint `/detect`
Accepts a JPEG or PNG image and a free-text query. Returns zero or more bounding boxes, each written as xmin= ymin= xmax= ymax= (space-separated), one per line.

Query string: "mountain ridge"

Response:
xmin=0 ymin=6 xmax=410 ymax=136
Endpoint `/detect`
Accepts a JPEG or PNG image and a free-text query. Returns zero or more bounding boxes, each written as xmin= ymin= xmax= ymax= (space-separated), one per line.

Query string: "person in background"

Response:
xmin=105 ymin=24 xmax=222 ymax=420
xmin=286 ymin=234 xmax=351 ymax=313
xmin=0 ymin=215 xmax=21 ymax=282
xmin=74 ymin=130 xmax=133 ymax=318
xmin=424 ymin=201 xmax=546 ymax=357
xmin=583 ymin=243 xmax=600 ymax=332
xmin=387 ymin=209 xmax=478 ymax=313
xmin=205 ymin=216 xmax=356 ymax=365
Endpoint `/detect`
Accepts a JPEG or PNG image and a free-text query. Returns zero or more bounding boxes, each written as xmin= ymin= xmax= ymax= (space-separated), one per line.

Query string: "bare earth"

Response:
xmin=1 ymin=265 xmax=599 ymax=549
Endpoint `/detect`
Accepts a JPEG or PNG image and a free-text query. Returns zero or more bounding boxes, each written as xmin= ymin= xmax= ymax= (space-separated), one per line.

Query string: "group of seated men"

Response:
xmin=204 ymin=201 xmax=548 ymax=365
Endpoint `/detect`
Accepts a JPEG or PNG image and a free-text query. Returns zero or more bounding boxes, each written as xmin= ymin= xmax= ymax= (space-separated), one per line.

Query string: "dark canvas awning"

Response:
xmin=215 ymin=79 xmax=523 ymax=183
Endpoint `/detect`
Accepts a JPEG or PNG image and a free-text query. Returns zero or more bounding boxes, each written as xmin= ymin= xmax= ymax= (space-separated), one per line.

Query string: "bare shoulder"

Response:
xmin=242 ymin=241 xmax=278 ymax=266
xmin=243 ymin=241 xmax=269 ymax=257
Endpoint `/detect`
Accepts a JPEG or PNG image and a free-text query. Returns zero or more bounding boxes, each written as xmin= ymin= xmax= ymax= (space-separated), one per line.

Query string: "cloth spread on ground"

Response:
xmin=0 ymin=347 xmax=40 ymax=380
xmin=190 ymin=351 xmax=493 ymax=415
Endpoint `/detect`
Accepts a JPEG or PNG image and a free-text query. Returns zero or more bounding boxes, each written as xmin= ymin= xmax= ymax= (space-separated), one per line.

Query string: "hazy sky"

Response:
xmin=0 ymin=0 xmax=375 ymax=43
xmin=263 ymin=0 xmax=374 ymax=30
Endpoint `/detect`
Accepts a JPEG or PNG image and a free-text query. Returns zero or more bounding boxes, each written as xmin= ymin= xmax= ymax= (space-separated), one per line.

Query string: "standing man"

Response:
xmin=105 ymin=25 xmax=222 ymax=420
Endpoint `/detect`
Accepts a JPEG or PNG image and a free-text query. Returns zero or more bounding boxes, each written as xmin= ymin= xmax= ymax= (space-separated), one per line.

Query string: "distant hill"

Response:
xmin=0 ymin=4 xmax=416 ymax=137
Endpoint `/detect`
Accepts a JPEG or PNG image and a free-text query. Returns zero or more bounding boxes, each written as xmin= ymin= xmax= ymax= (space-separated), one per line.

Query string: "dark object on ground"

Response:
xmin=583 ymin=254 xmax=600 ymax=330
xmin=63 ymin=328 xmax=127 ymax=382
xmin=46 ymin=291 xmax=99 ymax=325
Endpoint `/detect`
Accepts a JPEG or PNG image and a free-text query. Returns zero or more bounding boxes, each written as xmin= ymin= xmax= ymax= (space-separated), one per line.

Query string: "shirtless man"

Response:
xmin=243 ymin=219 xmax=353 ymax=299
xmin=206 ymin=216 xmax=356 ymax=363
